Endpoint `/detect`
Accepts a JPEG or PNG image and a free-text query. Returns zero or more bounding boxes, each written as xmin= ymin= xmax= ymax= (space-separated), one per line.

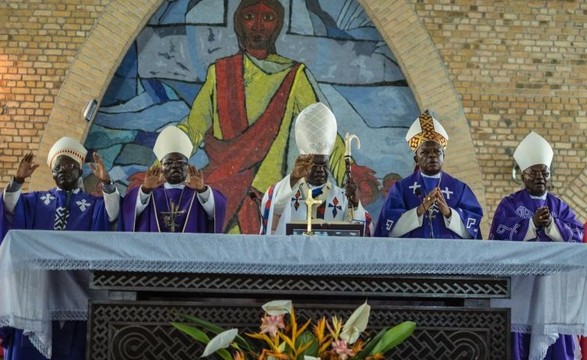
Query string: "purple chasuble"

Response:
xmin=489 ymin=189 xmax=582 ymax=360
xmin=0 ymin=188 xmax=110 ymax=360
xmin=120 ymin=185 xmax=226 ymax=233
xmin=489 ymin=190 xmax=583 ymax=242
xmin=7 ymin=188 xmax=109 ymax=232
xmin=374 ymin=171 xmax=483 ymax=239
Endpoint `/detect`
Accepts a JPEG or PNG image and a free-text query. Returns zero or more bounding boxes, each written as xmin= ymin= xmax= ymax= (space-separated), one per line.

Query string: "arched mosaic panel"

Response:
xmin=85 ymin=0 xmax=420 ymax=233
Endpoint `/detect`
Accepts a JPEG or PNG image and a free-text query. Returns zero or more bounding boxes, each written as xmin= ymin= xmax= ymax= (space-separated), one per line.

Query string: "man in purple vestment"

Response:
xmin=489 ymin=131 xmax=582 ymax=360
xmin=120 ymin=126 xmax=226 ymax=233
xmin=0 ymin=136 xmax=120 ymax=360
xmin=374 ymin=110 xmax=483 ymax=239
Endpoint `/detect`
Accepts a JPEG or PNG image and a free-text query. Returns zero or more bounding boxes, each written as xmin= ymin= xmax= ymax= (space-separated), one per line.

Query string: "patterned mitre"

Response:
xmin=405 ymin=110 xmax=449 ymax=152
xmin=294 ymin=102 xmax=337 ymax=155
xmin=153 ymin=125 xmax=194 ymax=161
xmin=513 ymin=131 xmax=553 ymax=171
xmin=47 ymin=136 xmax=87 ymax=169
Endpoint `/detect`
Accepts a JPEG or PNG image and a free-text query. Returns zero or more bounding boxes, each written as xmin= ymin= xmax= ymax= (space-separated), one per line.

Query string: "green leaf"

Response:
xmin=296 ymin=331 xmax=318 ymax=357
xmin=171 ymin=322 xmax=210 ymax=344
xmin=176 ymin=313 xmax=252 ymax=351
xmin=355 ymin=326 xmax=391 ymax=358
xmin=369 ymin=321 xmax=416 ymax=355
xmin=180 ymin=314 xmax=227 ymax=334
xmin=215 ymin=348 xmax=234 ymax=360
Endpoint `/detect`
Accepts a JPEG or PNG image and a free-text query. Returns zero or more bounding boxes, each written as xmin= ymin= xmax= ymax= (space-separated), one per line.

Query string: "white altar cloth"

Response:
xmin=1 ymin=229 xmax=587 ymax=359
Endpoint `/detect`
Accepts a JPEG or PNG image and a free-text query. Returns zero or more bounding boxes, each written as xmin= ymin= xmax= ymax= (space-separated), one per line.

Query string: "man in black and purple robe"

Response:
xmin=374 ymin=110 xmax=483 ymax=239
xmin=0 ymin=136 xmax=120 ymax=360
xmin=120 ymin=125 xmax=226 ymax=233
xmin=489 ymin=131 xmax=583 ymax=360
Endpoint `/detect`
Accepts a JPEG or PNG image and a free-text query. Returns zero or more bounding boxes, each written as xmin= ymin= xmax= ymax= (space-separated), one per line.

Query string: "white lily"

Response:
xmin=340 ymin=301 xmax=370 ymax=344
xmin=201 ymin=328 xmax=238 ymax=357
xmin=262 ymin=300 xmax=292 ymax=316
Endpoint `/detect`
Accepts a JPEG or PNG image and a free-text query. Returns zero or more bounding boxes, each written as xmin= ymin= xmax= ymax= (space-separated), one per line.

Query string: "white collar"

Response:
xmin=529 ymin=192 xmax=547 ymax=200
xmin=56 ymin=187 xmax=80 ymax=194
xmin=421 ymin=171 xmax=442 ymax=179
xmin=164 ymin=182 xmax=185 ymax=189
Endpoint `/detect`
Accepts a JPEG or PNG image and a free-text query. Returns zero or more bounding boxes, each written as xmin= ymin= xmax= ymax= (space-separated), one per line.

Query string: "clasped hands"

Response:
xmin=532 ymin=206 xmax=552 ymax=228
xmin=417 ymin=187 xmax=451 ymax=218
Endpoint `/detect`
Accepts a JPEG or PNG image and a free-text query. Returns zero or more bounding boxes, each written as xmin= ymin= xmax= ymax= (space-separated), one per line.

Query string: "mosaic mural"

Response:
xmin=85 ymin=0 xmax=420 ymax=233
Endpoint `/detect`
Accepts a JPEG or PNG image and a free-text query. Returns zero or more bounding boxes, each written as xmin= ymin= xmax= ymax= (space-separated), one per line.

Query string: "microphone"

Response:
xmin=414 ymin=188 xmax=422 ymax=198
xmin=249 ymin=191 xmax=263 ymax=225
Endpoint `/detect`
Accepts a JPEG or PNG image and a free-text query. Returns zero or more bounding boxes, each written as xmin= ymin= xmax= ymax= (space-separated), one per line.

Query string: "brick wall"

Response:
xmin=1 ymin=0 xmax=586 ymax=232
xmin=0 ymin=0 xmax=108 ymax=185
xmin=409 ymin=0 xmax=587 ymax=226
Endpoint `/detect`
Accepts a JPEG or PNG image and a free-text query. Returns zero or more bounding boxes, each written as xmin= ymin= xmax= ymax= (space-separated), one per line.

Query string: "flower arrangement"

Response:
xmin=172 ymin=300 xmax=416 ymax=360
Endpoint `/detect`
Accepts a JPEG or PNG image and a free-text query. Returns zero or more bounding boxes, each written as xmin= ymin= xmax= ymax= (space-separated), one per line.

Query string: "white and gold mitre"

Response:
xmin=153 ymin=125 xmax=193 ymax=161
xmin=294 ymin=102 xmax=337 ymax=155
xmin=513 ymin=131 xmax=553 ymax=171
xmin=47 ymin=136 xmax=87 ymax=169
xmin=405 ymin=109 xmax=449 ymax=152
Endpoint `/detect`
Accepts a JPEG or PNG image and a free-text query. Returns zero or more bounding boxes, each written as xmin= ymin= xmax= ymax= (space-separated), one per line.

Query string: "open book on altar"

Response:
xmin=285 ymin=220 xmax=364 ymax=237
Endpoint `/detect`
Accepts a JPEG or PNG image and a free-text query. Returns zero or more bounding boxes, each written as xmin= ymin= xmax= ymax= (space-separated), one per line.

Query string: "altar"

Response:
xmin=1 ymin=230 xmax=587 ymax=360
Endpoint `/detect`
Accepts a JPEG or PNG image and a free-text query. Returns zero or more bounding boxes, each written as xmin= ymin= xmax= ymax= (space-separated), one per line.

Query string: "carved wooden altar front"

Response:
xmin=87 ymin=271 xmax=510 ymax=360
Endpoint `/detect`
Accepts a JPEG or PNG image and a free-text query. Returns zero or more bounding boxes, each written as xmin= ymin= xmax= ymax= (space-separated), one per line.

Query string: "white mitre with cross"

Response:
xmin=513 ymin=131 xmax=553 ymax=171
xmin=294 ymin=102 xmax=337 ymax=155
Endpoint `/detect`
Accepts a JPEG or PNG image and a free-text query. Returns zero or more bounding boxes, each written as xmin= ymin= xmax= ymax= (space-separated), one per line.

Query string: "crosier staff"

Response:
xmin=344 ymin=132 xmax=360 ymax=222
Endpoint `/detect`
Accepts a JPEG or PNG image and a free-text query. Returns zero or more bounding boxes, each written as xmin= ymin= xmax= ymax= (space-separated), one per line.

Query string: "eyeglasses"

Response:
xmin=51 ymin=163 xmax=80 ymax=173
xmin=523 ymin=170 xmax=550 ymax=180
xmin=310 ymin=163 xmax=328 ymax=171
xmin=162 ymin=159 xmax=188 ymax=168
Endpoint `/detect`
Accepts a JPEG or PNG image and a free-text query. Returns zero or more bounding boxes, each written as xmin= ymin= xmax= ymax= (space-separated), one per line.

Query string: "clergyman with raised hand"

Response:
xmin=120 ymin=125 xmax=226 ymax=233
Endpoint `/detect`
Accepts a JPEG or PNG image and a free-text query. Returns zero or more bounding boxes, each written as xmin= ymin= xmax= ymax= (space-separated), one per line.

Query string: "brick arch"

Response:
xmin=35 ymin=0 xmax=490 ymax=229
xmin=30 ymin=0 xmax=163 ymax=189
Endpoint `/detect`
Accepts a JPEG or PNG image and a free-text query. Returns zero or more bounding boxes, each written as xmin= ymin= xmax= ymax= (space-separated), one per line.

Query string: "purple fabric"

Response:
xmin=489 ymin=190 xmax=583 ymax=242
xmin=11 ymin=189 xmax=109 ymax=232
xmin=512 ymin=332 xmax=575 ymax=360
xmin=490 ymin=190 xmax=582 ymax=360
xmin=0 ymin=188 xmax=110 ymax=360
xmin=1 ymin=322 xmax=87 ymax=360
xmin=374 ymin=171 xmax=483 ymax=239
xmin=120 ymin=185 xmax=226 ymax=233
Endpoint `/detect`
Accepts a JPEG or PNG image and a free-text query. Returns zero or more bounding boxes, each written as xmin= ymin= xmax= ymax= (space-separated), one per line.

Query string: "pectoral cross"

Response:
xmin=161 ymin=200 xmax=185 ymax=232
xmin=304 ymin=188 xmax=324 ymax=236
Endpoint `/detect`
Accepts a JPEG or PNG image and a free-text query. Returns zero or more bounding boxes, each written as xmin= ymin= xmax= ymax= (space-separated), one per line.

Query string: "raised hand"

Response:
xmin=290 ymin=154 xmax=313 ymax=187
xmin=141 ymin=165 xmax=165 ymax=193
xmin=185 ymin=164 xmax=205 ymax=192
xmin=344 ymin=177 xmax=359 ymax=207
xmin=88 ymin=152 xmax=111 ymax=183
xmin=15 ymin=152 xmax=40 ymax=183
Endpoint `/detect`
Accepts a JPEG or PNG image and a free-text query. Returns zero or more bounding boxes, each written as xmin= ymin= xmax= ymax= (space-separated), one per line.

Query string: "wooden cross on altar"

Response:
xmin=161 ymin=200 xmax=185 ymax=232
xmin=304 ymin=188 xmax=323 ymax=236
